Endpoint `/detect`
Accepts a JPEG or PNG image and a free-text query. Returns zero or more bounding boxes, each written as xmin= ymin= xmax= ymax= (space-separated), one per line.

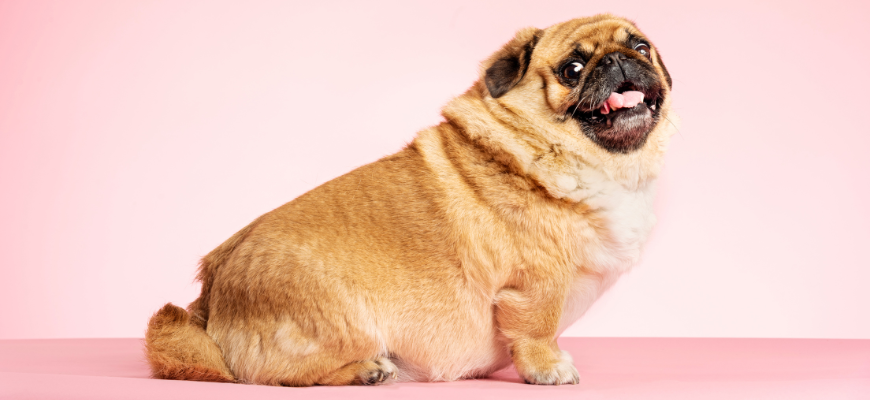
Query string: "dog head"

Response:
xmin=483 ymin=14 xmax=672 ymax=155
xmin=443 ymin=15 xmax=676 ymax=198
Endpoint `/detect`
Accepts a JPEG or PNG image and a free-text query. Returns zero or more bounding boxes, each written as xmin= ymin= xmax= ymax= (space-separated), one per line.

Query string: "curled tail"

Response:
xmin=145 ymin=303 xmax=235 ymax=382
xmin=145 ymin=218 xmax=260 ymax=382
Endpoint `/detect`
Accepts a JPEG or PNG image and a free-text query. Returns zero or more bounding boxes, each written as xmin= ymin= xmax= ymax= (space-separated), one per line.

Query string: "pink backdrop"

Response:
xmin=1 ymin=1 xmax=868 ymax=340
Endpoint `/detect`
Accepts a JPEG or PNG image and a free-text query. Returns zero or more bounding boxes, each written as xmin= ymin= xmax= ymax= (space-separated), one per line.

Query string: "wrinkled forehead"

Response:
xmin=535 ymin=16 xmax=645 ymax=61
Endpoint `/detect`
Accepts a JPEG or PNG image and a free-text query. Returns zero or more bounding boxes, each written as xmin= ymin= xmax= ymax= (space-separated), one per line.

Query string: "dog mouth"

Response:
xmin=569 ymin=81 xmax=662 ymax=125
xmin=568 ymin=81 xmax=664 ymax=153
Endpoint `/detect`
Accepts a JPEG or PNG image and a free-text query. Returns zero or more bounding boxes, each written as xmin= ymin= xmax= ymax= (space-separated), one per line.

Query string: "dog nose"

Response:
xmin=601 ymin=52 xmax=627 ymax=65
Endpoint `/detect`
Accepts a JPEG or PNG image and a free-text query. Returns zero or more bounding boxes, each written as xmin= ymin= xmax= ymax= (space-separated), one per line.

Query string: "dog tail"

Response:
xmin=144 ymin=303 xmax=235 ymax=382
xmin=144 ymin=217 xmax=262 ymax=382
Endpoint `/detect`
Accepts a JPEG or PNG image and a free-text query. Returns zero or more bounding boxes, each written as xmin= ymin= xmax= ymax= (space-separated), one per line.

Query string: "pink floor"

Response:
xmin=1 ymin=338 xmax=867 ymax=399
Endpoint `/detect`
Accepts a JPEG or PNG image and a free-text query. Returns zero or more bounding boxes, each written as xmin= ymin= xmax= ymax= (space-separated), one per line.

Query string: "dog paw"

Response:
xmin=358 ymin=357 xmax=398 ymax=385
xmin=520 ymin=350 xmax=580 ymax=385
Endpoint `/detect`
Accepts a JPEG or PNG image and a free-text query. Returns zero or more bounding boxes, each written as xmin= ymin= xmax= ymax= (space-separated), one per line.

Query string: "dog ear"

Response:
xmin=483 ymin=27 xmax=542 ymax=98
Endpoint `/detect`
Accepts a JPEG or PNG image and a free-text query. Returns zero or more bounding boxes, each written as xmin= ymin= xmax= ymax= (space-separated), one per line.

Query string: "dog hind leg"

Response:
xmin=314 ymin=357 xmax=398 ymax=386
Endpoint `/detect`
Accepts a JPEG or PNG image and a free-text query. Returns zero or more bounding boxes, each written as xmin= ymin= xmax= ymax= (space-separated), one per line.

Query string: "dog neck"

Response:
xmin=440 ymin=83 xmax=676 ymax=202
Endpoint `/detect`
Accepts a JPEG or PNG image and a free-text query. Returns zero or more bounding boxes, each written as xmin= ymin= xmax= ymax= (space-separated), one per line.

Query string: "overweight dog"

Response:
xmin=145 ymin=14 xmax=676 ymax=386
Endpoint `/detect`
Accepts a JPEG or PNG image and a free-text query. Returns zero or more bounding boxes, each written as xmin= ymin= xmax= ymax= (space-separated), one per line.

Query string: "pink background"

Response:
xmin=1 ymin=0 xmax=868 ymax=340
xmin=4 ymin=338 xmax=868 ymax=399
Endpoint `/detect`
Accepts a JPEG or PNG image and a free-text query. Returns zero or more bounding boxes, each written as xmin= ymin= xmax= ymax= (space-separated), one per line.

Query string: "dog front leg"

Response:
xmin=494 ymin=286 xmax=579 ymax=385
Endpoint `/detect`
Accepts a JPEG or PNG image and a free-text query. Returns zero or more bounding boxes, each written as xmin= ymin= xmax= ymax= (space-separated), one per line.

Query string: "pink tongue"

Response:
xmin=604 ymin=91 xmax=644 ymax=113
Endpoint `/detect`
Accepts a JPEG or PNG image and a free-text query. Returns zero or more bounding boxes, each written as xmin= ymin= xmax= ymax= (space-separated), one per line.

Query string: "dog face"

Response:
xmin=484 ymin=15 xmax=672 ymax=154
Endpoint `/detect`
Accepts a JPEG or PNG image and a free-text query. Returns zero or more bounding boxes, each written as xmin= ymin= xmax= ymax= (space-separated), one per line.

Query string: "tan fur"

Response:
xmin=145 ymin=303 xmax=235 ymax=382
xmin=144 ymin=14 xmax=676 ymax=386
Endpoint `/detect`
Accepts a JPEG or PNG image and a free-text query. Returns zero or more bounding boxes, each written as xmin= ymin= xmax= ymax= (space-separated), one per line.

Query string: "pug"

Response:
xmin=145 ymin=13 xmax=676 ymax=386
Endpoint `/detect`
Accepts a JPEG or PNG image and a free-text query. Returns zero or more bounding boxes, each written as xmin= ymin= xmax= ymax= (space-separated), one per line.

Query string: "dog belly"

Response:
xmin=392 ymin=337 xmax=511 ymax=382
xmin=384 ymin=299 xmax=511 ymax=382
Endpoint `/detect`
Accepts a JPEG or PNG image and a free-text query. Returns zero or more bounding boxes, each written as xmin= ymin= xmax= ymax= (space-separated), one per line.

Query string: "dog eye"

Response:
xmin=561 ymin=61 xmax=583 ymax=80
xmin=634 ymin=43 xmax=651 ymax=59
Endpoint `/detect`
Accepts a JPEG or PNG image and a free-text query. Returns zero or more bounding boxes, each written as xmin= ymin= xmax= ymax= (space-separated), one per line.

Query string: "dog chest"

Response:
xmin=567 ymin=167 xmax=658 ymax=271
xmin=556 ymin=179 xmax=657 ymax=334
xmin=591 ymin=180 xmax=657 ymax=266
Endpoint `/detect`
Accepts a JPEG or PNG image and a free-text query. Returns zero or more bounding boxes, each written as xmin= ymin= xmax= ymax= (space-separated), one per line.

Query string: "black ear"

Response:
xmin=484 ymin=27 xmax=542 ymax=98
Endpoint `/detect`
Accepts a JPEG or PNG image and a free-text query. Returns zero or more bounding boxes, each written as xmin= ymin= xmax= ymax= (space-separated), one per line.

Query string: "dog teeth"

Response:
xmin=650 ymin=103 xmax=656 ymax=110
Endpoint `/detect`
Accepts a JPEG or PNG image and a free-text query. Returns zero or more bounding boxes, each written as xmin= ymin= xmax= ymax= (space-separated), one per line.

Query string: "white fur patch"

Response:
xmin=273 ymin=320 xmax=319 ymax=359
xmin=555 ymin=175 xmax=578 ymax=193
xmin=558 ymin=167 xmax=658 ymax=333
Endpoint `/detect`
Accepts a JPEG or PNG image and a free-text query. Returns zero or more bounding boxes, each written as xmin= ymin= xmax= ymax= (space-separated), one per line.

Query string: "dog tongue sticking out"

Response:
xmin=599 ymin=91 xmax=644 ymax=114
